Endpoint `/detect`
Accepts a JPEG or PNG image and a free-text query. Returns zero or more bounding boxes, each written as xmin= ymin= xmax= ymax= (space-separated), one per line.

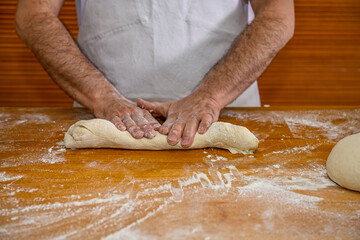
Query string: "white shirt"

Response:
xmin=75 ymin=0 xmax=260 ymax=107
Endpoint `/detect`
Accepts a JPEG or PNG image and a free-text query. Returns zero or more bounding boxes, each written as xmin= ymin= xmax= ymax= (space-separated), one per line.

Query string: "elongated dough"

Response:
xmin=64 ymin=119 xmax=259 ymax=154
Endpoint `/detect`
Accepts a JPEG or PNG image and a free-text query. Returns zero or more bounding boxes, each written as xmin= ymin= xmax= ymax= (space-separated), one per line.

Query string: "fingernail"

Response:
xmin=134 ymin=129 xmax=144 ymax=138
xmin=182 ymin=137 xmax=190 ymax=146
xmin=154 ymin=123 xmax=161 ymax=130
xmin=159 ymin=127 xmax=168 ymax=134
xmin=145 ymin=130 xmax=156 ymax=139
xmin=168 ymin=134 xmax=177 ymax=141
xmin=116 ymin=124 xmax=126 ymax=131
xmin=168 ymin=134 xmax=179 ymax=145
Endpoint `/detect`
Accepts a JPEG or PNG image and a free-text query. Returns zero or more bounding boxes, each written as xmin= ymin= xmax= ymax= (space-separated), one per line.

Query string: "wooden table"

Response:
xmin=0 ymin=107 xmax=359 ymax=239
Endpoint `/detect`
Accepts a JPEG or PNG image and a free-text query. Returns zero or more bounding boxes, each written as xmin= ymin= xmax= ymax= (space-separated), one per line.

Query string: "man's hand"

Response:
xmin=16 ymin=0 xmax=160 ymax=140
xmin=94 ymin=94 xmax=161 ymax=139
xmin=137 ymin=91 xmax=221 ymax=148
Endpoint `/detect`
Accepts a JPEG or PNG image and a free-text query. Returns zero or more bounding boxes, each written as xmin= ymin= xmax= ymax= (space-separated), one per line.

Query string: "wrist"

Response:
xmin=192 ymin=86 xmax=225 ymax=111
xmin=194 ymin=79 xmax=230 ymax=110
xmin=91 ymin=84 xmax=124 ymax=117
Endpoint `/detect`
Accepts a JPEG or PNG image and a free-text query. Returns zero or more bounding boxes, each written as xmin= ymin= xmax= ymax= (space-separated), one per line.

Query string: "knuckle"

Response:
xmin=174 ymin=118 xmax=186 ymax=126
xmin=128 ymin=125 xmax=138 ymax=131
xmin=168 ymin=112 xmax=178 ymax=119
xmin=202 ymin=113 xmax=214 ymax=121
xmin=190 ymin=115 xmax=201 ymax=122
xmin=108 ymin=115 xmax=118 ymax=122
xmin=170 ymin=129 xmax=179 ymax=135
xmin=122 ymin=117 xmax=132 ymax=124
xmin=161 ymin=120 xmax=170 ymax=126
xmin=123 ymin=106 xmax=134 ymax=113
xmin=140 ymin=123 xmax=151 ymax=130
xmin=181 ymin=110 xmax=191 ymax=117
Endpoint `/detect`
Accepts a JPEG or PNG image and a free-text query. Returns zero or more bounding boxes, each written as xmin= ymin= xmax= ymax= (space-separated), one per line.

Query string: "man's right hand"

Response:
xmin=93 ymin=94 xmax=161 ymax=139
xmin=15 ymin=1 xmax=160 ymax=140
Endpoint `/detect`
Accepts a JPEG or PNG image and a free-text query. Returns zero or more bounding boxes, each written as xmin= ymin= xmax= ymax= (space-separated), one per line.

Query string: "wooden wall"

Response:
xmin=0 ymin=0 xmax=359 ymax=107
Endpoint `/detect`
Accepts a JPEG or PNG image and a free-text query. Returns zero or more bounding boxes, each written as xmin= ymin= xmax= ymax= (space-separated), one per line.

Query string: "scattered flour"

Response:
xmin=0 ymin=172 xmax=23 ymax=182
xmin=284 ymin=110 xmax=360 ymax=140
xmin=205 ymin=155 xmax=227 ymax=162
xmin=265 ymin=145 xmax=317 ymax=156
xmin=1 ymin=145 xmax=66 ymax=167
xmin=40 ymin=147 xmax=66 ymax=164
xmin=0 ymin=161 xmax=357 ymax=239
xmin=18 ymin=113 xmax=53 ymax=124
xmin=222 ymin=109 xmax=360 ymax=140
xmin=237 ymin=180 xmax=323 ymax=206
xmin=0 ymin=113 xmax=53 ymax=127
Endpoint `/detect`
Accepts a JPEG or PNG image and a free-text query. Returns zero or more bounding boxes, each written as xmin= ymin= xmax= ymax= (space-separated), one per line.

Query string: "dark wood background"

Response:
xmin=0 ymin=0 xmax=359 ymax=107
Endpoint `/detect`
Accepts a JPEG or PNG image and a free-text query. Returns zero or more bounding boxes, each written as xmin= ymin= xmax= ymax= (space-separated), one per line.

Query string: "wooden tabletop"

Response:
xmin=0 ymin=107 xmax=359 ymax=239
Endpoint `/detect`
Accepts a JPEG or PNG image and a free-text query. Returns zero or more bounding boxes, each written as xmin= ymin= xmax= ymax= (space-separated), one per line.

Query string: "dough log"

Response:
xmin=64 ymin=119 xmax=259 ymax=154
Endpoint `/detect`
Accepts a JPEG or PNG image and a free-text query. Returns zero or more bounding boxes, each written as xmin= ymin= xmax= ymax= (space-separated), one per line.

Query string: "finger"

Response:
xmin=159 ymin=114 xmax=177 ymax=135
xmin=167 ymin=119 xmax=186 ymax=145
xmin=137 ymin=98 xmax=156 ymax=112
xmin=181 ymin=115 xmax=200 ymax=148
xmin=137 ymin=98 xmax=169 ymax=118
xmin=198 ymin=114 xmax=214 ymax=134
xmin=122 ymin=115 xmax=144 ymax=139
xmin=109 ymin=116 xmax=126 ymax=131
xmin=143 ymin=110 xmax=161 ymax=131
xmin=132 ymin=113 xmax=156 ymax=139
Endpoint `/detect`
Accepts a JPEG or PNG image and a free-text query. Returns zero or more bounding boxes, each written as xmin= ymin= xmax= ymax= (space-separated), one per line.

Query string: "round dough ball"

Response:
xmin=326 ymin=132 xmax=360 ymax=192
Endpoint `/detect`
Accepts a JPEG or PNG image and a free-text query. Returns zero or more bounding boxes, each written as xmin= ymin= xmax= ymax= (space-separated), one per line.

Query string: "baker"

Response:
xmin=15 ymin=0 xmax=294 ymax=147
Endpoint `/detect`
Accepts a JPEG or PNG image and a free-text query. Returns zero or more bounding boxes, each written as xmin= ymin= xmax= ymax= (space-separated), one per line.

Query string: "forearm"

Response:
xmin=195 ymin=5 xmax=294 ymax=108
xmin=15 ymin=11 xmax=119 ymax=113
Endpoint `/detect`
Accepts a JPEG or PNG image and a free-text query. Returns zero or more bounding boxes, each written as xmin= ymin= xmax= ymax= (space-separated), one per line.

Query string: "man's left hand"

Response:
xmin=137 ymin=93 xmax=221 ymax=148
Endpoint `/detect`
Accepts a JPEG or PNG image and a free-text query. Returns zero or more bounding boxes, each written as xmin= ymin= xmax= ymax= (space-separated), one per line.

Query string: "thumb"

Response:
xmin=137 ymin=98 xmax=169 ymax=117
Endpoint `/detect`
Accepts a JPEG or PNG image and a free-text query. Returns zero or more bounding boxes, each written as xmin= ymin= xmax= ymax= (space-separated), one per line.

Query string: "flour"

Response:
xmin=284 ymin=110 xmax=360 ymax=140
xmin=222 ymin=109 xmax=360 ymax=140
xmin=202 ymin=155 xmax=229 ymax=169
xmin=0 ymin=172 xmax=23 ymax=182
xmin=1 ymin=161 xmax=358 ymax=239
xmin=266 ymin=145 xmax=317 ymax=156
xmin=170 ymin=181 xmax=184 ymax=202
xmin=237 ymin=180 xmax=323 ymax=206
xmin=1 ymin=145 xmax=66 ymax=167
xmin=0 ymin=113 xmax=11 ymax=124
xmin=1 ymin=193 xmax=130 ymax=216
xmin=40 ymin=147 xmax=66 ymax=164
xmin=102 ymin=200 xmax=171 ymax=240
xmin=0 ymin=113 xmax=53 ymax=127
xmin=208 ymin=155 xmax=228 ymax=162
xmin=222 ymin=110 xmax=284 ymax=125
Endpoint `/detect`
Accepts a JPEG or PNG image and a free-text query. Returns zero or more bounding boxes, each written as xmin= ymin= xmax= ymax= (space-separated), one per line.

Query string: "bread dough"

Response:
xmin=326 ymin=132 xmax=360 ymax=192
xmin=64 ymin=119 xmax=259 ymax=154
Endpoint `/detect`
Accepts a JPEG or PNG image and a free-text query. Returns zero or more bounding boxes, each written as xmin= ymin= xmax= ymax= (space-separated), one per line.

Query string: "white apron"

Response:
xmin=75 ymin=0 xmax=260 ymax=107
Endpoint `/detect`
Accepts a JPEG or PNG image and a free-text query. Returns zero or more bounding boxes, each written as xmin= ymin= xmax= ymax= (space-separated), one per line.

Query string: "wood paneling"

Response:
xmin=0 ymin=0 xmax=359 ymax=107
xmin=259 ymin=0 xmax=360 ymax=105
xmin=0 ymin=1 xmax=77 ymax=107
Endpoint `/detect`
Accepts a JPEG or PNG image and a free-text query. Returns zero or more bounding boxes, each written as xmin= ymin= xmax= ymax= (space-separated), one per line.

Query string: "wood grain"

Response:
xmin=0 ymin=107 xmax=359 ymax=239
xmin=0 ymin=1 xmax=359 ymax=106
